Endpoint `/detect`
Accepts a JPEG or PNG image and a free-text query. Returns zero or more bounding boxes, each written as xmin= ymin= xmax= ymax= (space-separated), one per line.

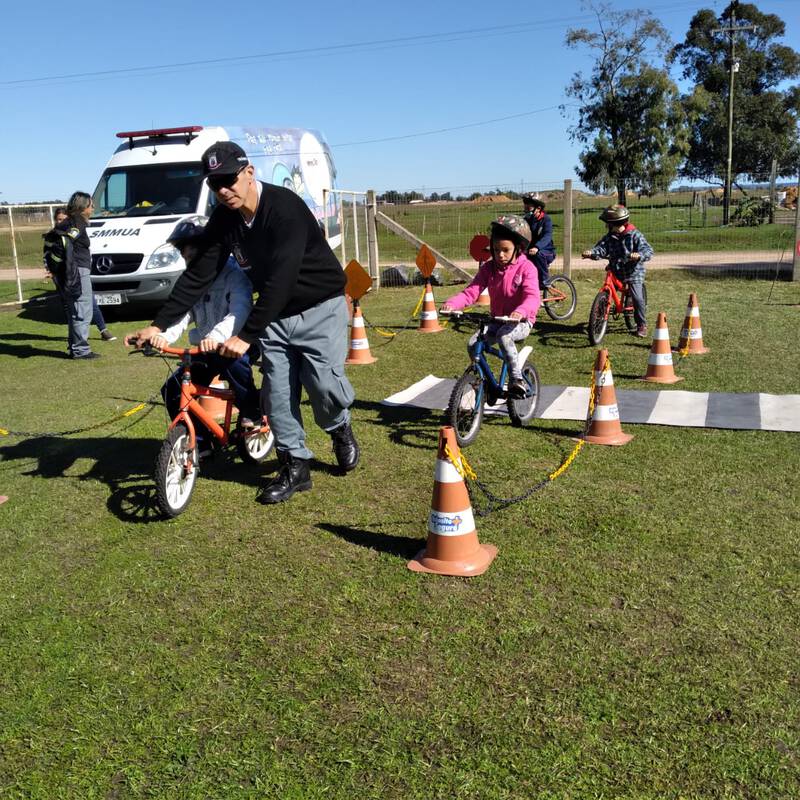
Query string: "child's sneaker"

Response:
xmin=508 ymin=378 xmax=528 ymax=399
xmin=100 ymin=329 xmax=117 ymax=341
xmin=635 ymin=325 xmax=648 ymax=338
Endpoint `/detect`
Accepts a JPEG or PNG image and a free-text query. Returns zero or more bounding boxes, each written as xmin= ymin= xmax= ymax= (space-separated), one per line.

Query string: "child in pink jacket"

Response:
xmin=441 ymin=215 xmax=540 ymax=398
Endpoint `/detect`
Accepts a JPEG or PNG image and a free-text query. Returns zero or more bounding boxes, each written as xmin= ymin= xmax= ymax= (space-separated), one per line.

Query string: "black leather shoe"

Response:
xmin=330 ymin=422 xmax=360 ymax=472
xmin=256 ymin=452 xmax=312 ymax=504
xmin=71 ymin=352 xmax=101 ymax=360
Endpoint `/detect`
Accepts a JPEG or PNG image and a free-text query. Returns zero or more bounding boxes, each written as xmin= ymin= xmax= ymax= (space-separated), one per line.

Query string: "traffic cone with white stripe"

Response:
xmin=675 ymin=293 xmax=710 ymax=354
xmin=474 ymin=287 xmax=490 ymax=307
xmin=583 ymin=349 xmax=633 ymax=446
xmin=198 ymin=376 xmax=235 ymax=422
xmin=640 ymin=312 xmax=683 ymax=384
xmin=408 ymin=426 xmax=497 ymax=577
xmin=345 ymin=300 xmax=377 ymax=365
xmin=418 ymin=279 xmax=444 ymax=333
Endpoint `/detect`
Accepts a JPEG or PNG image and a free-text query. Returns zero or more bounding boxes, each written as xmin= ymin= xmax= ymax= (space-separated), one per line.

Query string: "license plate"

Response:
xmin=96 ymin=293 xmax=122 ymax=306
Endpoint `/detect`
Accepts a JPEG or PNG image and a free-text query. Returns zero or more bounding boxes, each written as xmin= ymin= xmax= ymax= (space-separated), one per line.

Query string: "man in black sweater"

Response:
xmin=128 ymin=141 xmax=359 ymax=504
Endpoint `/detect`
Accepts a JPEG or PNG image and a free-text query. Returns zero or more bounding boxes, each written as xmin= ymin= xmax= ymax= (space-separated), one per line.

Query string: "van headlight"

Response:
xmin=145 ymin=244 xmax=182 ymax=270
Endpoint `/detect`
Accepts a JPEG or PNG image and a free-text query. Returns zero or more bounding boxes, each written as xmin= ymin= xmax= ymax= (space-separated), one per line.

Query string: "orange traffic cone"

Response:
xmin=418 ymin=279 xmax=444 ymax=333
xmin=640 ymin=312 xmax=683 ymax=384
xmin=583 ymin=349 xmax=633 ymax=446
xmin=408 ymin=427 xmax=497 ymax=577
xmin=345 ymin=300 xmax=377 ymax=365
xmin=474 ymin=287 xmax=490 ymax=307
xmin=675 ymin=293 xmax=710 ymax=354
xmin=197 ymin=376 xmax=235 ymax=422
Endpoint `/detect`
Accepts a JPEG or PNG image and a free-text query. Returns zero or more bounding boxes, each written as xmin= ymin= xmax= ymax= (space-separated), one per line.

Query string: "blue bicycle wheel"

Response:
xmin=447 ymin=367 xmax=485 ymax=447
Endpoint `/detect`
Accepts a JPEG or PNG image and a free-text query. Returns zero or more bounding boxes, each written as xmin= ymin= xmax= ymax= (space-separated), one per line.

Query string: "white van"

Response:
xmin=89 ymin=125 xmax=341 ymax=307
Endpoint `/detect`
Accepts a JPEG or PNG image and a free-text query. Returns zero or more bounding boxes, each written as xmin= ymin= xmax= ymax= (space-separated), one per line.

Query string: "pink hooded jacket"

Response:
xmin=444 ymin=253 xmax=541 ymax=320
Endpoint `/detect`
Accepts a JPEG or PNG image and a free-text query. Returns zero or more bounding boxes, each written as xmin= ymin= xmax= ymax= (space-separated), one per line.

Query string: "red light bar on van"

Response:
xmin=116 ymin=126 xmax=203 ymax=139
xmin=116 ymin=126 xmax=203 ymax=149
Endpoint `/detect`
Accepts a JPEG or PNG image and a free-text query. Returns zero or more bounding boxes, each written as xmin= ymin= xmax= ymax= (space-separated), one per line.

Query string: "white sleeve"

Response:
xmin=204 ymin=268 xmax=253 ymax=343
xmin=161 ymin=311 xmax=192 ymax=344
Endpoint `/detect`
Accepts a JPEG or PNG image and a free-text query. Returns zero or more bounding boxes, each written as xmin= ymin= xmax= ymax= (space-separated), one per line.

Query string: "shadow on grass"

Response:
xmin=352 ymin=398 xmax=441 ymax=450
xmin=0 ymin=429 xmax=167 ymax=522
xmin=315 ymin=522 xmax=422 ymax=560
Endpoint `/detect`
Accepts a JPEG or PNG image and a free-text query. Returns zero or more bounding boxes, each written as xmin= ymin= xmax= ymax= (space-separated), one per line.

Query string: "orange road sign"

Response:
xmin=344 ymin=259 xmax=373 ymax=301
xmin=416 ymin=244 xmax=437 ymax=278
xmin=469 ymin=234 xmax=490 ymax=262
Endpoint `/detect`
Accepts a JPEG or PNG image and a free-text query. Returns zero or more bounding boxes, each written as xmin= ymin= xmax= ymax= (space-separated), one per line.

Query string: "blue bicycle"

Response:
xmin=443 ymin=311 xmax=540 ymax=447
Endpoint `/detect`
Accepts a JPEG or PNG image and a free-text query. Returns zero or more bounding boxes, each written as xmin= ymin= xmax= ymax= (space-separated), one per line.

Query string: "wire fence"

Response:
xmin=2 ymin=174 xmax=797 ymax=284
xmin=0 ymin=204 xmax=59 ymax=271
xmin=369 ymin=176 xmax=797 ymax=283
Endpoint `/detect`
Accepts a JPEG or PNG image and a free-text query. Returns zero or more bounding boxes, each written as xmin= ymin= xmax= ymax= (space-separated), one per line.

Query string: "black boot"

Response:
xmin=256 ymin=451 xmax=312 ymax=504
xmin=330 ymin=421 xmax=360 ymax=472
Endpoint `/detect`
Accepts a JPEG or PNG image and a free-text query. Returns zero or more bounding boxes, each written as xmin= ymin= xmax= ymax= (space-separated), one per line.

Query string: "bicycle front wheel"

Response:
xmin=507 ymin=363 xmax=540 ymax=427
xmin=447 ymin=367 xmax=485 ymax=448
xmin=154 ymin=422 xmax=199 ymax=517
xmin=588 ymin=291 xmax=610 ymax=345
xmin=543 ymin=275 xmax=577 ymax=320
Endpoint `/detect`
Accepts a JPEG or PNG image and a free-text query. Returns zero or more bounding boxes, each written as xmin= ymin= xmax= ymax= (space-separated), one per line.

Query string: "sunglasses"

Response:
xmin=207 ymin=167 xmax=245 ymax=193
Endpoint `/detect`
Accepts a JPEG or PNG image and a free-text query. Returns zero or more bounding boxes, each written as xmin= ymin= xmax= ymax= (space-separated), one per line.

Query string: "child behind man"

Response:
xmin=582 ymin=204 xmax=653 ymax=337
xmin=440 ymin=215 xmax=540 ymax=398
xmin=152 ymin=221 xmax=261 ymax=446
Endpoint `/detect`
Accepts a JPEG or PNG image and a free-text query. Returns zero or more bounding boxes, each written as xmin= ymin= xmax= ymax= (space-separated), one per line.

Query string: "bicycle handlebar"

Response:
xmin=440 ymin=310 xmax=524 ymax=323
xmin=124 ymin=336 xmax=203 ymax=357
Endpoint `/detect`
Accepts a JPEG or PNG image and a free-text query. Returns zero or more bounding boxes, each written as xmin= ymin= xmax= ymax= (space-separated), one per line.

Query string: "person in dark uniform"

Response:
xmin=521 ymin=193 xmax=556 ymax=288
xmin=127 ymin=141 xmax=359 ymax=504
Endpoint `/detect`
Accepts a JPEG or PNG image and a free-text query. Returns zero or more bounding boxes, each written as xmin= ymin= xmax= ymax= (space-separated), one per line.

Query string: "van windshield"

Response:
xmin=92 ymin=163 xmax=204 ymax=218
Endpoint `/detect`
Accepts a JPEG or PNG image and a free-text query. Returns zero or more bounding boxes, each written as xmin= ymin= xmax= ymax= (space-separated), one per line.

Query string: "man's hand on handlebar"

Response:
xmin=124 ymin=325 xmax=163 ymax=348
xmin=581 ymin=250 xmax=594 ymax=259
xmin=218 ymin=335 xmax=249 ymax=359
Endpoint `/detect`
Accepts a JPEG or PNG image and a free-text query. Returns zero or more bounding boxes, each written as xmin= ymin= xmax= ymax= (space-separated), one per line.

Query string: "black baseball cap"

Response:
xmin=201 ymin=141 xmax=249 ymax=177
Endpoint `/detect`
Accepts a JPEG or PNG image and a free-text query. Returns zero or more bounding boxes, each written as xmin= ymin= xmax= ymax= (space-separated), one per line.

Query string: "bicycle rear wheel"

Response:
xmin=588 ymin=291 xmax=610 ymax=345
xmin=623 ymin=284 xmax=647 ymax=332
xmin=154 ymin=422 xmax=198 ymax=517
xmin=447 ymin=367 xmax=485 ymax=448
xmin=236 ymin=418 xmax=275 ymax=464
xmin=543 ymin=275 xmax=577 ymax=320
xmin=507 ymin=362 xmax=540 ymax=427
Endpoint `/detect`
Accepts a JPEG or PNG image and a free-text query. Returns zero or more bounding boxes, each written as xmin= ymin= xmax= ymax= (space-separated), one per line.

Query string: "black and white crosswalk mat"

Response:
xmin=383 ymin=375 xmax=800 ymax=432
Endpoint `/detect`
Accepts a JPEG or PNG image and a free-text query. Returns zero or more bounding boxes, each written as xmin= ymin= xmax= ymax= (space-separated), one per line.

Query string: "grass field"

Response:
xmin=1 ymin=272 xmax=799 ymax=798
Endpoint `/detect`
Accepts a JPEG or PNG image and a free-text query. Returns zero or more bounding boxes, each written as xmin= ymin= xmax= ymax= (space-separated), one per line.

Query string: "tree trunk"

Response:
xmin=616 ymin=180 xmax=627 ymax=206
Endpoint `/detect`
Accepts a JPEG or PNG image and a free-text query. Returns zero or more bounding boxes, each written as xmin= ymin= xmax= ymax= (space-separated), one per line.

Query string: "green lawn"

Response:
xmin=1 ymin=272 xmax=799 ymax=798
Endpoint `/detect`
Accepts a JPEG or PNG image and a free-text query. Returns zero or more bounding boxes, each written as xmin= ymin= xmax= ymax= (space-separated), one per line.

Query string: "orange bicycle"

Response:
xmin=134 ymin=343 xmax=274 ymax=516
xmin=586 ymin=267 xmax=647 ymax=346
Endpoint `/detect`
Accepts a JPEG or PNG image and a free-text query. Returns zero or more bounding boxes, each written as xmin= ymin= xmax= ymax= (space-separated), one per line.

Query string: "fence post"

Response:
xmin=792 ymin=172 xmax=800 ymax=283
xmin=8 ymin=207 xmax=23 ymax=304
xmin=366 ymin=189 xmax=380 ymax=290
xmin=768 ymin=159 xmax=777 ymax=225
xmin=563 ymin=179 xmax=573 ymax=278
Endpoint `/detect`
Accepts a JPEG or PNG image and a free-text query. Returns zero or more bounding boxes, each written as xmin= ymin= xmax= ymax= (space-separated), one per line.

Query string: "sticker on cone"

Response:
xmin=418 ymin=279 xmax=444 ymax=333
xmin=345 ymin=301 xmax=377 ymax=365
xmin=408 ymin=427 xmax=497 ymax=577
xmin=675 ymin=293 xmax=710 ymax=354
xmin=640 ymin=312 xmax=683 ymax=384
xmin=583 ymin=350 xmax=633 ymax=446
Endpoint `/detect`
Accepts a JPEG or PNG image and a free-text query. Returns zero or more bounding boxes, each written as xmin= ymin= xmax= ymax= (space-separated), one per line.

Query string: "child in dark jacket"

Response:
xmin=582 ymin=204 xmax=653 ymax=337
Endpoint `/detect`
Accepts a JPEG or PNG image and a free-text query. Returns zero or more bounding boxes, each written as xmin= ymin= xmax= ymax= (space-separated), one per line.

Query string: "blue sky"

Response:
xmin=1 ymin=0 xmax=797 ymax=203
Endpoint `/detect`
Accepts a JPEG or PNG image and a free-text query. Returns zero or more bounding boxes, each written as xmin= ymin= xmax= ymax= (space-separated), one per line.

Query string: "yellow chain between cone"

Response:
xmin=444 ymin=443 xmax=477 ymax=481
